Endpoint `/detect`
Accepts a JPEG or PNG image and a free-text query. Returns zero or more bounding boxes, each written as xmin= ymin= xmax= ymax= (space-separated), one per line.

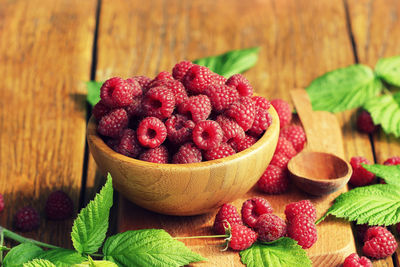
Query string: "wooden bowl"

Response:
xmin=87 ymin=107 xmax=280 ymax=216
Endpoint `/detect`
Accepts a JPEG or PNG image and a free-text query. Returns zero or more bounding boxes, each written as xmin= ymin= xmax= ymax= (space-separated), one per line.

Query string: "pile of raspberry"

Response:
xmin=93 ymin=61 xmax=273 ymax=163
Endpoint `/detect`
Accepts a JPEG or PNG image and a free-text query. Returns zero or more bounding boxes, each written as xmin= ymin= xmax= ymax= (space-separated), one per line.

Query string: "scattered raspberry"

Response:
xmin=270 ymin=153 xmax=290 ymax=169
xmin=92 ymin=100 xmax=110 ymax=121
xmin=213 ymin=203 xmax=243 ymax=235
xmin=343 ymin=253 xmax=372 ymax=267
xmin=183 ymin=65 xmax=217 ymax=94
xmin=226 ymin=74 xmax=253 ymax=97
xmin=357 ymin=110 xmax=377 ymax=134
xmin=204 ymin=142 xmax=236 ymax=160
xmin=172 ymin=142 xmax=202 ymax=164
xmin=100 ymin=77 xmax=137 ymax=108
xmin=204 ymin=84 xmax=239 ymax=112
xmin=0 ymin=194 xmax=4 ymax=213
xmin=284 ymin=200 xmax=317 ymax=222
xmin=275 ymin=137 xmax=297 ymax=159
xmin=225 ymin=96 xmax=256 ymax=131
xmin=255 ymin=213 xmax=287 ymax=242
xmin=115 ymin=129 xmax=142 ymax=158
xmin=252 ymin=96 xmax=270 ymax=111
xmin=154 ymin=71 xmax=174 ymax=81
xmin=172 ymin=61 xmax=194 ymax=81
xmin=270 ymin=99 xmax=292 ymax=128
xmin=137 ymin=117 xmax=167 ymax=148
xmin=216 ymin=115 xmax=245 ymax=143
xmin=97 ymin=108 xmax=129 ymax=138
xmin=349 ymin=157 xmax=376 ymax=186
xmin=241 ymin=197 xmax=273 ymax=228
xmin=14 ymin=206 xmax=40 ymax=232
xmin=45 ymin=190 xmax=74 ymax=220
xmin=178 ymin=95 xmax=212 ymax=123
xmin=384 ymin=156 xmax=400 ymax=166
xmin=229 ymin=134 xmax=257 ymax=152
xmin=257 ymin=165 xmax=289 ymax=194
xmin=280 ymin=125 xmax=306 ymax=152
xmin=126 ymin=75 xmax=151 ymax=91
xmin=192 ymin=120 xmax=223 ymax=150
xmin=363 ymin=226 xmax=397 ymax=259
xmin=165 ymin=114 xmax=195 ymax=145
xmin=248 ymin=108 xmax=272 ymax=137
xmin=139 ymin=145 xmax=169 ymax=163
xmin=287 ymin=214 xmax=317 ymax=249
xmin=227 ymin=224 xmax=258 ymax=251
xmin=148 ymin=79 xmax=188 ymax=105
xmin=142 ymin=86 xmax=176 ymax=120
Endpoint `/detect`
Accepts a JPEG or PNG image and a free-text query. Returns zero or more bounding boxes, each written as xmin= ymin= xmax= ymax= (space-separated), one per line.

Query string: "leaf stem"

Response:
xmin=0 ymin=228 xmax=4 ymax=265
xmin=174 ymin=235 xmax=228 ymax=240
xmin=0 ymin=227 xmax=60 ymax=249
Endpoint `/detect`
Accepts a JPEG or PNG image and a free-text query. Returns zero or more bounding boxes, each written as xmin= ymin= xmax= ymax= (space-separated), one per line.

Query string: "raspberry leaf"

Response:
xmin=71 ymin=174 xmax=113 ymax=254
xmin=36 ymin=248 xmax=86 ymax=266
xmin=73 ymin=256 xmax=118 ymax=267
xmin=306 ymin=64 xmax=382 ymax=112
xmin=362 ymin=164 xmax=400 ymax=186
xmin=102 ymin=229 xmax=207 ymax=267
xmin=23 ymin=259 xmax=56 ymax=267
xmin=3 ymin=243 xmax=43 ymax=267
xmin=316 ymin=184 xmax=400 ymax=226
xmin=193 ymin=47 xmax=260 ymax=78
xmin=239 ymin=238 xmax=311 ymax=267
xmin=86 ymin=81 xmax=103 ymax=107
xmin=375 ymin=56 xmax=400 ymax=86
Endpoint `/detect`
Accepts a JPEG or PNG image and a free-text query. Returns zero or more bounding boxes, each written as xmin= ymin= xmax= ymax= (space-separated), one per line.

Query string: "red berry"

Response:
xmin=139 ymin=145 xmax=169 ymax=163
xmin=148 ymin=79 xmax=188 ymax=106
xmin=92 ymin=100 xmax=111 ymax=121
xmin=192 ymin=120 xmax=223 ymax=150
xmin=275 ymin=137 xmax=297 ymax=159
xmin=225 ymin=97 xmax=256 ymax=131
xmin=182 ymin=65 xmax=218 ymax=94
xmin=97 ymin=108 xmax=129 ymax=138
xmin=106 ymin=138 xmax=120 ymax=151
xmin=45 ymin=190 xmax=74 ymax=220
xmin=204 ymin=142 xmax=236 ymax=161
xmin=115 ymin=129 xmax=142 ymax=158
xmin=154 ymin=71 xmax=174 ymax=81
xmin=257 ymin=165 xmax=289 ymax=194
xmin=287 ymin=214 xmax=317 ymax=249
xmin=142 ymin=86 xmax=176 ymax=120
xmin=178 ymin=95 xmax=212 ymax=123
xmin=252 ymin=96 xmax=271 ymax=111
xmin=284 ymin=200 xmax=317 ymax=222
xmin=215 ymin=75 xmax=227 ymax=85
xmin=255 ymin=213 xmax=287 ymax=242
xmin=100 ymin=77 xmax=138 ymax=108
xmin=227 ymin=224 xmax=258 ymax=251
xmin=349 ymin=157 xmax=376 ymax=186
xmin=165 ymin=114 xmax=195 ymax=145
xmin=383 ymin=156 xmax=400 ymax=166
xmin=172 ymin=142 xmax=202 ymax=164
xmin=126 ymin=75 xmax=151 ymax=92
xmin=280 ymin=125 xmax=306 ymax=152
xmin=270 ymin=99 xmax=292 ymax=128
xmin=226 ymin=74 xmax=253 ymax=97
xmin=213 ymin=203 xmax=243 ymax=235
xmin=363 ymin=226 xmax=397 ymax=259
xmin=14 ymin=206 xmax=40 ymax=232
xmin=125 ymin=96 xmax=143 ymax=117
xmin=270 ymin=152 xmax=290 ymax=169
xmin=204 ymin=84 xmax=239 ymax=112
xmin=241 ymin=197 xmax=273 ymax=228
xmin=137 ymin=117 xmax=167 ymax=148
xmin=248 ymin=108 xmax=272 ymax=137
xmin=229 ymin=134 xmax=257 ymax=152
xmin=343 ymin=253 xmax=372 ymax=267
xmin=172 ymin=61 xmax=194 ymax=81
xmin=216 ymin=115 xmax=245 ymax=144
xmin=0 ymin=194 xmax=4 ymax=213
xmin=357 ymin=110 xmax=377 ymax=133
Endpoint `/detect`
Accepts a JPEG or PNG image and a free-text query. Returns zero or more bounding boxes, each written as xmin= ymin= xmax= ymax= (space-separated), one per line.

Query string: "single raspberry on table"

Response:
xmin=142 ymin=86 xmax=176 ymax=120
xmin=248 ymin=108 xmax=272 ymax=137
xmin=255 ymin=213 xmax=287 ymax=242
xmin=126 ymin=75 xmax=151 ymax=92
xmin=363 ymin=226 xmax=397 ymax=259
xmin=178 ymin=95 xmax=212 ymax=123
xmin=182 ymin=65 xmax=218 ymax=94
xmin=204 ymin=84 xmax=239 ymax=112
xmin=280 ymin=125 xmax=306 ymax=152
xmin=0 ymin=193 xmax=4 ymax=212
xmin=349 ymin=157 xmax=376 ymax=186
xmin=241 ymin=197 xmax=273 ymax=228
xmin=284 ymin=199 xmax=317 ymax=222
xmin=383 ymin=156 xmax=400 ymax=165
xmin=213 ymin=203 xmax=243 ymax=235
xmin=165 ymin=114 xmax=195 ymax=145
xmin=148 ymin=79 xmax=188 ymax=105
xmin=204 ymin=142 xmax=236 ymax=161
xmin=14 ymin=206 xmax=40 ymax=232
xmin=229 ymin=134 xmax=257 ymax=152
xmin=172 ymin=142 xmax=202 ymax=164
xmin=257 ymin=165 xmax=289 ymax=194
xmin=357 ymin=110 xmax=377 ymax=134
xmin=45 ymin=190 xmax=74 ymax=220
xmin=172 ymin=60 xmax=194 ymax=81
xmin=216 ymin=115 xmax=245 ymax=144
xmin=97 ymin=108 xmax=129 ymax=138
xmin=139 ymin=145 xmax=169 ymax=163
xmin=100 ymin=77 xmax=138 ymax=108
xmin=287 ymin=214 xmax=317 ymax=249
xmin=343 ymin=253 xmax=372 ymax=267
xmin=137 ymin=117 xmax=167 ymax=148
xmin=270 ymin=99 xmax=292 ymax=128
xmin=92 ymin=100 xmax=110 ymax=121
xmin=192 ymin=120 xmax=223 ymax=150
xmin=226 ymin=224 xmax=258 ymax=251
xmin=275 ymin=137 xmax=297 ymax=159
xmin=115 ymin=129 xmax=142 ymax=158
xmin=225 ymin=74 xmax=253 ymax=97
xmin=252 ymin=96 xmax=270 ymax=111
xmin=225 ymin=96 xmax=256 ymax=132
xmin=270 ymin=152 xmax=290 ymax=169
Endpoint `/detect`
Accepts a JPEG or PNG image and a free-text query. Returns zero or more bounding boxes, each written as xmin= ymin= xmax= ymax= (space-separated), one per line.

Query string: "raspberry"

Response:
xmin=343 ymin=253 xmax=372 ymax=267
xmin=257 ymin=165 xmax=289 ymax=194
xmin=270 ymin=99 xmax=292 ymax=128
xmin=100 ymin=77 xmax=137 ymax=108
xmin=363 ymin=226 xmax=397 ymax=259
xmin=192 ymin=120 xmax=223 ymax=150
xmin=275 ymin=137 xmax=297 ymax=159
xmin=216 ymin=115 xmax=245 ymax=143
xmin=248 ymin=108 xmax=272 ymax=137
xmin=126 ymin=75 xmax=151 ymax=91
xmin=14 ymin=206 xmax=40 ymax=232
xmin=182 ymin=65 xmax=217 ymax=94
xmin=139 ymin=145 xmax=169 ymax=163
xmin=204 ymin=84 xmax=239 ymax=112
xmin=115 ymin=129 xmax=142 ymax=158
xmin=225 ymin=74 xmax=253 ymax=97
xmin=225 ymin=97 xmax=256 ymax=131
xmin=255 ymin=213 xmax=287 ymax=242
xmin=97 ymin=108 xmax=129 ymax=138
xmin=384 ymin=156 xmax=400 ymax=165
xmin=270 ymin=152 xmax=290 ymax=169
xmin=241 ymin=197 xmax=273 ymax=228
xmin=280 ymin=125 xmax=306 ymax=152
xmin=215 ymin=75 xmax=227 ymax=85
xmin=284 ymin=200 xmax=317 ymax=222
xmin=229 ymin=134 xmax=257 ymax=152
xmin=0 ymin=194 xmax=4 ymax=213
xmin=45 ymin=190 xmax=74 ymax=220
xmin=106 ymin=138 xmax=120 ymax=151
xmin=357 ymin=110 xmax=377 ymax=133
xmin=252 ymin=96 xmax=271 ymax=110
xmin=213 ymin=203 xmax=243 ymax=235
xmin=142 ymin=86 xmax=176 ymax=120
xmin=125 ymin=96 xmax=142 ymax=117
xmin=137 ymin=117 xmax=167 ymax=148
xmin=178 ymin=95 xmax=212 ymax=123
xmin=287 ymin=214 xmax=317 ymax=249
xmin=165 ymin=114 xmax=195 ymax=145
xmin=204 ymin=142 xmax=236 ymax=161
xmin=172 ymin=61 xmax=194 ymax=81
xmin=92 ymin=100 xmax=110 ymax=121
xmin=148 ymin=79 xmax=188 ymax=105
xmin=227 ymin=224 xmax=258 ymax=251
xmin=172 ymin=142 xmax=202 ymax=164
xmin=349 ymin=157 xmax=376 ymax=186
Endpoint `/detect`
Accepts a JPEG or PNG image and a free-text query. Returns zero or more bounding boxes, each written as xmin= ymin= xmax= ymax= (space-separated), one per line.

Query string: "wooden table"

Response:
xmin=1 ymin=0 xmax=399 ymax=266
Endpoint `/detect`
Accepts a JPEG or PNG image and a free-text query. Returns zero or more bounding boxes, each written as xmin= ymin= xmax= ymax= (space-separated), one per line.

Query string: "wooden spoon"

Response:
xmin=287 ymin=89 xmax=352 ymax=196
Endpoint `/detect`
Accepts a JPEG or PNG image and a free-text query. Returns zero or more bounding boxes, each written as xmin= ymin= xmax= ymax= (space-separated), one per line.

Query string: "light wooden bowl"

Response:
xmin=87 ymin=107 xmax=280 ymax=216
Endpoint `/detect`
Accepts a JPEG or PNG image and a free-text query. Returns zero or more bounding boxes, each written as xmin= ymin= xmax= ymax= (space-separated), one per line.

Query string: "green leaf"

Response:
xmin=363 ymin=92 xmax=400 ymax=137
xmin=86 ymin=81 xmax=103 ymax=107
xmin=23 ymin=259 xmax=56 ymax=267
xmin=316 ymin=184 xmax=400 ymax=225
xmin=306 ymin=64 xmax=382 ymax=112
xmin=37 ymin=248 xmax=86 ymax=267
xmin=362 ymin=164 xmax=400 ymax=186
xmin=375 ymin=56 xmax=400 ymax=86
xmin=240 ymin=238 xmax=311 ymax=267
xmin=103 ymin=229 xmax=206 ymax=267
xmin=0 ymin=245 xmax=10 ymax=251
xmin=193 ymin=47 xmax=260 ymax=78
xmin=3 ymin=243 xmax=43 ymax=267
xmin=73 ymin=256 xmax=118 ymax=267
xmin=71 ymin=174 xmax=114 ymax=254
